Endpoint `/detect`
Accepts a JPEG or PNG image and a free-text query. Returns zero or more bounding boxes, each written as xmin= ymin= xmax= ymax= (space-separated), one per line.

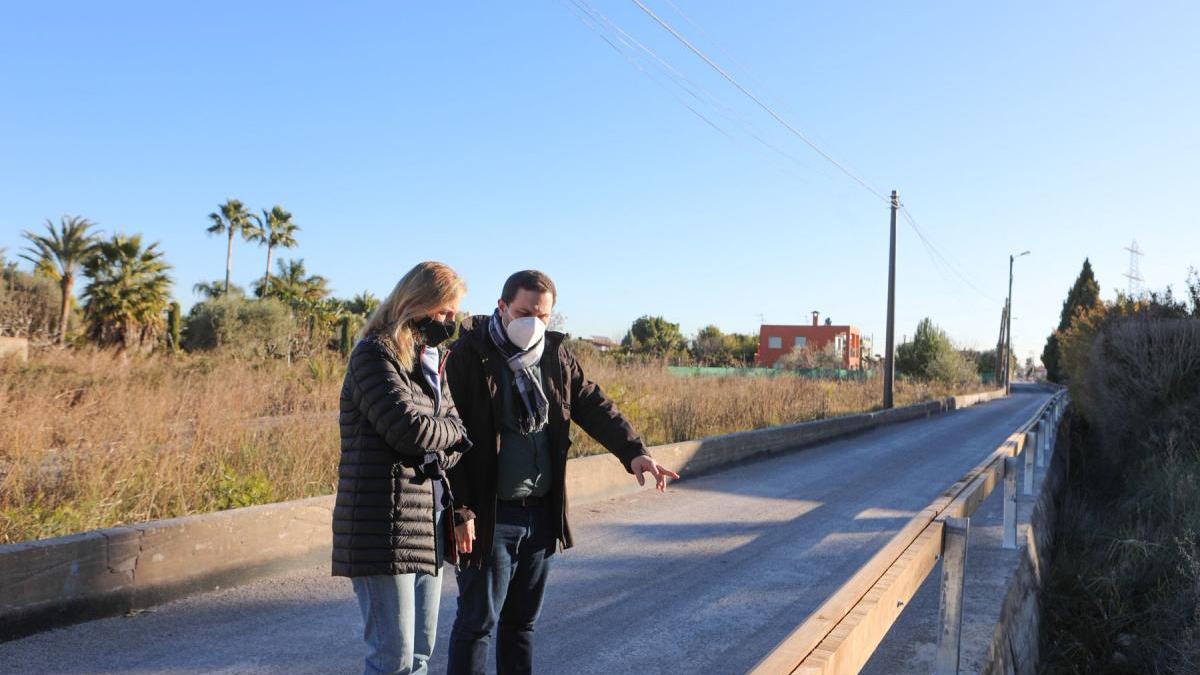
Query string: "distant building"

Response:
xmin=582 ymin=336 xmax=620 ymax=352
xmin=756 ymin=311 xmax=864 ymax=369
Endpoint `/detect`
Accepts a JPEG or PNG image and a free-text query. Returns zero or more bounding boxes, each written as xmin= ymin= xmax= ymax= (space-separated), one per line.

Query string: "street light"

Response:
xmin=1004 ymin=250 xmax=1031 ymax=393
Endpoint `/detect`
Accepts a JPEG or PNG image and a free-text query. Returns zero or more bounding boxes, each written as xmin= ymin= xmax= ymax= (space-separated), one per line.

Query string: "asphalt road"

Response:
xmin=0 ymin=385 xmax=1050 ymax=675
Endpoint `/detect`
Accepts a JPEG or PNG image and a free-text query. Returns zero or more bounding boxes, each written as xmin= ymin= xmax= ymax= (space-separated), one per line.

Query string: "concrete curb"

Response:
xmin=981 ymin=403 xmax=1071 ymax=675
xmin=0 ymin=388 xmax=1005 ymax=641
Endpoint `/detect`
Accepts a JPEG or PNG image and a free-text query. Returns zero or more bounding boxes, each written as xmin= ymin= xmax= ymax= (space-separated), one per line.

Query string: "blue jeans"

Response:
xmin=447 ymin=501 xmax=556 ymax=675
xmin=351 ymin=511 xmax=445 ymax=675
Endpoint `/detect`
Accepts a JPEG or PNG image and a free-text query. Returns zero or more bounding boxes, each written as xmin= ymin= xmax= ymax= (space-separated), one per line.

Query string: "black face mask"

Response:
xmin=414 ymin=316 xmax=456 ymax=347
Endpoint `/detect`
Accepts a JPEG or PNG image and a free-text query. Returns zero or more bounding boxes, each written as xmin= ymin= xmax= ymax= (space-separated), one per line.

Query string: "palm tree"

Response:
xmin=19 ymin=215 xmax=100 ymax=344
xmin=259 ymin=258 xmax=329 ymax=305
xmin=252 ymin=206 xmax=299 ymax=296
xmin=308 ymin=297 xmax=346 ymax=330
xmin=192 ymin=279 xmax=245 ymax=300
xmin=82 ymin=234 xmax=173 ymax=349
xmin=343 ymin=290 xmax=380 ymax=317
xmin=206 ymin=199 xmax=259 ymax=295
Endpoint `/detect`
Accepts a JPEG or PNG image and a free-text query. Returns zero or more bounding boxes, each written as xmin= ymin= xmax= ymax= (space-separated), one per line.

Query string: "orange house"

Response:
xmin=756 ymin=312 xmax=863 ymax=369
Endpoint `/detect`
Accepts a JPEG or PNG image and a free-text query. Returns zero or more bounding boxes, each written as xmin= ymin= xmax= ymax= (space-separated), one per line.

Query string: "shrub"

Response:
xmin=622 ymin=315 xmax=686 ymax=356
xmin=1042 ymin=300 xmax=1200 ymax=672
xmin=564 ymin=338 xmax=600 ymax=361
xmin=209 ymin=463 xmax=275 ymax=510
xmin=0 ymin=260 xmax=63 ymax=342
xmin=895 ymin=318 xmax=979 ymax=386
xmin=774 ymin=342 xmax=841 ymax=370
xmin=896 ymin=318 xmax=950 ymax=378
xmin=1082 ymin=318 xmax=1200 ymax=463
xmin=183 ymin=295 xmax=295 ymax=358
xmin=1058 ymin=295 xmax=1192 ymax=418
xmin=927 ymin=348 xmax=979 ymax=387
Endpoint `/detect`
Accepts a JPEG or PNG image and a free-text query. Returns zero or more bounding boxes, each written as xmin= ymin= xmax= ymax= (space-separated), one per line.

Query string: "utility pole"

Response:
xmin=995 ymin=304 xmax=1008 ymax=385
xmin=883 ymin=190 xmax=898 ymax=408
xmin=1004 ymin=250 xmax=1030 ymax=394
xmin=1004 ymin=257 xmax=1014 ymax=394
xmin=1002 ymin=297 xmax=1012 ymax=392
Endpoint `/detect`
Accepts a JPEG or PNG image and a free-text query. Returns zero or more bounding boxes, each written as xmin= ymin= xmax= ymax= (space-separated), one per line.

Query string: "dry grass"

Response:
xmin=1 ymin=348 xmax=983 ymax=544
xmin=567 ymin=357 xmax=979 ymax=456
xmin=0 ymin=349 xmax=343 ymax=544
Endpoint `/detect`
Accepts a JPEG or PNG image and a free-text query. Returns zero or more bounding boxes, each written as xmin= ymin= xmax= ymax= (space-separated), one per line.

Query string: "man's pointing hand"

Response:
xmin=630 ymin=455 xmax=680 ymax=492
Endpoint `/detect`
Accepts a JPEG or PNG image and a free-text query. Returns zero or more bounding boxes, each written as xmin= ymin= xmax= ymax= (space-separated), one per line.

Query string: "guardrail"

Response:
xmin=751 ymin=388 xmax=1069 ymax=675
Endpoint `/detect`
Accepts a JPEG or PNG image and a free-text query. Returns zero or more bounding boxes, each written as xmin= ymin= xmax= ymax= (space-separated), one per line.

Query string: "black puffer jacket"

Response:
xmin=332 ymin=334 xmax=468 ymax=578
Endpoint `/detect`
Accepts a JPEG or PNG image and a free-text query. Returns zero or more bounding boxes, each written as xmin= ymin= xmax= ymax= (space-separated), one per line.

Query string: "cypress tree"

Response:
xmin=1043 ymin=259 xmax=1101 ymax=382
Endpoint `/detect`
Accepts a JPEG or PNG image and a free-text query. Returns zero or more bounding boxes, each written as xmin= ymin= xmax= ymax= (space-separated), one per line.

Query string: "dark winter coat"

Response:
xmin=332 ymin=334 xmax=468 ymax=577
xmin=444 ymin=316 xmax=648 ymax=568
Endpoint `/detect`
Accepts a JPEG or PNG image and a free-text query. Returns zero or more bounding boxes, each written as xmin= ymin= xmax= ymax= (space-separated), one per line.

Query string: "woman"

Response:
xmin=333 ymin=261 xmax=471 ymax=675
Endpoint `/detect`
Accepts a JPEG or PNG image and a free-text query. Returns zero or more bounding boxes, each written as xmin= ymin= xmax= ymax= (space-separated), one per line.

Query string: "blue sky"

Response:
xmin=2 ymin=1 xmax=1197 ymax=363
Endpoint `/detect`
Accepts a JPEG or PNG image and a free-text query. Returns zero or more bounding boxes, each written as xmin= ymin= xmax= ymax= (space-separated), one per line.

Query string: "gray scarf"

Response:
xmin=487 ymin=310 xmax=550 ymax=434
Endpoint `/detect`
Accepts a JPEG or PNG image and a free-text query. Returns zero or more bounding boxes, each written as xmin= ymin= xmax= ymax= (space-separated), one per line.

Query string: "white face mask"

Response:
xmin=505 ymin=316 xmax=547 ymax=350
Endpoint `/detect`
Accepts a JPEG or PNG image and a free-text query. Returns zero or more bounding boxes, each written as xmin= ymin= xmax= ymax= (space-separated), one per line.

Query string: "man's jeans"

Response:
xmin=351 ymin=511 xmax=445 ymax=675
xmin=447 ymin=501 xmax=555 ymax=675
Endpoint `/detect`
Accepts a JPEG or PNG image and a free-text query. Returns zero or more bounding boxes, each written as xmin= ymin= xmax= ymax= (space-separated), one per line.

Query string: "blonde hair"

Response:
xmin=361 ymin=261 xmax=467 ymax=366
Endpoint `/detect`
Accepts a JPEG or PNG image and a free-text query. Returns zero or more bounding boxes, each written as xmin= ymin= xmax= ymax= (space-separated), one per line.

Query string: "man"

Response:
xmin=444 ymin=270 xmax=678 ymax=675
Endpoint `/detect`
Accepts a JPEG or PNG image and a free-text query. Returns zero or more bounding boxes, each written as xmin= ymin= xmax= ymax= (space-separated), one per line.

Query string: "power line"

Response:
xmin=899 ymin=206 xmax=1001 ymax=304
xmin=636 ymin=0 xmax=998 ymax=306
xmin=659 ymin=0 xmax=770 ymax=98
xmin=585 ymin=1 xmax=1000 ymax=308
xmin=560 ymin=0 xmax=730 ymax=136
xmin=569 ymin=0 xmax=728 ymax=119
xmin=650 ymin=0 xmax=856 ymax=183
xmin=628 ymin=0 xmax=891 ymax=203
xmin=562 ymin=0 xmax=822 ymax=178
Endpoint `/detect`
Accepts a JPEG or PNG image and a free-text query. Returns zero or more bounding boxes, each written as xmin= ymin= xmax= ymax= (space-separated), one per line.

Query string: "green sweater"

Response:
xmin=494 ymin=363 xmax=552 ymax=500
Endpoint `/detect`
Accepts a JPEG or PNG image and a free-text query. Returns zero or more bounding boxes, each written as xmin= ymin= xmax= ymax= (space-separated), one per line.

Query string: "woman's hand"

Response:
xmin=455 ymin=517 xmax=475 ymax=554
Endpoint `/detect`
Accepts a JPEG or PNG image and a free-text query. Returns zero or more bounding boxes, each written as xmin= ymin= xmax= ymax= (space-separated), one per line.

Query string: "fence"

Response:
xmin=666 ymin=366 xmax=875 ymax=381
xmin=750 ymin=388 xmax=1068 ymax=674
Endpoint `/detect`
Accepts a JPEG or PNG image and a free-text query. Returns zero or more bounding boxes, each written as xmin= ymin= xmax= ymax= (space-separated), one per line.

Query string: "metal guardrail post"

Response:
xmin=1023 ymin=429 xmax=1036 ymax=496
xmin=1037 ymin=419 xmax=1049 ymax=468
xmin=1003 ymin=456 xmax=1018 ymax=550
xmin=936 ymin=517 xmax=970 ymax=675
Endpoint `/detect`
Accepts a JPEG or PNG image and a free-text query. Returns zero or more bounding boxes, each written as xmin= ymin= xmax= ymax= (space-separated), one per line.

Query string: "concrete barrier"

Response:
xmin=980 ymin=403 xmax=1071 ymax=675
xmin=0 ymin=337 xmax=29 ymax=362
xmin=0 ymin=496 xmax=334 ymax=641
xmin=0 ymin=388 xmax=1005 ymax=641
xmin=569 ymin=390 xmax=1004 ymax=505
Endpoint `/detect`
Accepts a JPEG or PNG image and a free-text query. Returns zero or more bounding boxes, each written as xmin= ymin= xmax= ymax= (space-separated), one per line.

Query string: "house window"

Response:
xmin=768 ymin=336 xmax=782 ymax=349
xmin=794 ymin=336 xmax=807 ymax=349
